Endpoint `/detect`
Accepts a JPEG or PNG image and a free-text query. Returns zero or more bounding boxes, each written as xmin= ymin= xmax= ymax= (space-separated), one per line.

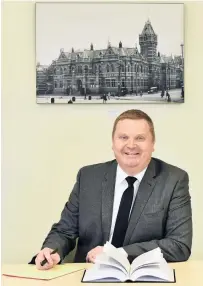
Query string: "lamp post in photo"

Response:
xmin=180 ymin=43 xmax=184 ymax=68
xmin=180 ymin=43 xmax=184 ymax=87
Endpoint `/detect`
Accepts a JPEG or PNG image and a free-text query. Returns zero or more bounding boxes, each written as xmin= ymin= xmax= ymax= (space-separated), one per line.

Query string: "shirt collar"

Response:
xmin=116 ymin=164 xmax=147 ymax=185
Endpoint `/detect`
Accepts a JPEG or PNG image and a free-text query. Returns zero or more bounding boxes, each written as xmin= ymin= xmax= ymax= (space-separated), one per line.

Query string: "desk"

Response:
xmin=2 ymin=261 xmax=203 ymax=286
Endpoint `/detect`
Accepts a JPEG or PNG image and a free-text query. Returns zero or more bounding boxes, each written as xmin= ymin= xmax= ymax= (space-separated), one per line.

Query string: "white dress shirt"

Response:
xmin=109 ymin=164 xmax=147 ymax=251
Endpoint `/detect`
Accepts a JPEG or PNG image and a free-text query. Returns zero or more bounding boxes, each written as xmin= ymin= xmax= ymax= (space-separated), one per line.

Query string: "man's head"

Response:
xmin=112 ymin=109 xmax=155 ymax=175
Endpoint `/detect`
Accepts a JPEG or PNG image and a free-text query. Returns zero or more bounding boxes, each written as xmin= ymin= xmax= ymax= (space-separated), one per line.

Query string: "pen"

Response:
xmin=40 ymin=248 xmax=58 ymax=266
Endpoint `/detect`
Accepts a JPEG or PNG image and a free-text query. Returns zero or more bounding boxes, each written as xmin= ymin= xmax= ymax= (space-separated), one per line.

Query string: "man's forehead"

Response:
xmin=116 ymin=119 xmax=150 ymax=129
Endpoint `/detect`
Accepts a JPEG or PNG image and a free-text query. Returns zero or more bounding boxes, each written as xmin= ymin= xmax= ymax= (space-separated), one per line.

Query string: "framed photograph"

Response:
xmin=36 ymin=2 xmax=184 ymax=104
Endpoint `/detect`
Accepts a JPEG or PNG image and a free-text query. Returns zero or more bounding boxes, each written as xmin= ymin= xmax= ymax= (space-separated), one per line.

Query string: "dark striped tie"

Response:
xmin=111 ymin=176 xmax=137 ymax=247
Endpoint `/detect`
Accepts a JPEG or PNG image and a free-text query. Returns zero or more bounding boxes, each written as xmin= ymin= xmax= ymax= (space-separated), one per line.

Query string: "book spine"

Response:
xmin=126 ymin=274 xmax=131 ymax=281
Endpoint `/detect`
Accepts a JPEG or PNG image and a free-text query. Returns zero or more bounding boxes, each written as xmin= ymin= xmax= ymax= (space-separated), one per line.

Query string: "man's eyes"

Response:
xmin=137 ymin=136 xmax=145 ymax=141
xmin=118 ymin=136 xmax=145 ymax=141
xmin=119 ymin=136 xmax=128 ymax=140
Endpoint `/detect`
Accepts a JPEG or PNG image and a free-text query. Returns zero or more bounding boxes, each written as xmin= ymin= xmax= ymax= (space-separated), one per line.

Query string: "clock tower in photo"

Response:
xmin=139 ymin=19 xmax=158 ymax=63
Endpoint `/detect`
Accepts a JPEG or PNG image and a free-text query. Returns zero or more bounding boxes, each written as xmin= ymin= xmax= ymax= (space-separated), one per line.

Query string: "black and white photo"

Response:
xmin=36 ymin=2 xmax=184 ymax=104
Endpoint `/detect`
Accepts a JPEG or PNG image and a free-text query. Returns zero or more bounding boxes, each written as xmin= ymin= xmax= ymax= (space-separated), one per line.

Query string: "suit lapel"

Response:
xmin=124 ymin=158 xmax=160 ymax=245
xmin=101 ymin=160 xmax=117 ymax=244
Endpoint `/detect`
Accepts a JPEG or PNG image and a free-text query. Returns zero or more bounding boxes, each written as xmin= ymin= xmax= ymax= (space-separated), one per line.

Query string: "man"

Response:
xmin=31 ymin=109 xmax=192 ymax=270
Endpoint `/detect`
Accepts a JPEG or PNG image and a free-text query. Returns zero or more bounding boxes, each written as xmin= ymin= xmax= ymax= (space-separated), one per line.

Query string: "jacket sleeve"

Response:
xmin=29 ymin=169 xmax=81 ymax=263
xmin=123 ymin=171 xmax=193 ymax=262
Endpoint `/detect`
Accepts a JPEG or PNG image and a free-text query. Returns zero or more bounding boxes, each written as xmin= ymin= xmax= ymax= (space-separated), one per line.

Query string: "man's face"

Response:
xmin=112 ymin=119 xmax=155 ymax=175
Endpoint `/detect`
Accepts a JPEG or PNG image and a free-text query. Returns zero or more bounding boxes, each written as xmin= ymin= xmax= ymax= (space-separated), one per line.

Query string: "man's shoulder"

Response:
xmin=152 ymin=157 xmax=188 ymax=177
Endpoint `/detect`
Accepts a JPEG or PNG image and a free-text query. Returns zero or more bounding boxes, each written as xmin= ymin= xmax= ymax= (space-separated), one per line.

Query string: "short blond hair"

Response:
xmin=112 ymin=109 xmax=155 ymax=141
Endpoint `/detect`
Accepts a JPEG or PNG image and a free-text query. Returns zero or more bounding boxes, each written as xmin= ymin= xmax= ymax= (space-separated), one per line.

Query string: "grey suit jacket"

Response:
xmin=41 ymin=157 xmax=192 ymax=263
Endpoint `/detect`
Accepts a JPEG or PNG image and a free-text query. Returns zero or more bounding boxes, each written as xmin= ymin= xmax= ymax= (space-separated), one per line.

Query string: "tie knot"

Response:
xmin=126 ymin=176 xmax=137 ymax=187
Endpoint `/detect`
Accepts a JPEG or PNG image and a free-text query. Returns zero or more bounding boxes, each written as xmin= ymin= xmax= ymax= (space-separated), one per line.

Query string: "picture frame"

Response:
xmin=36 ymin=2 xmax=184 ymax=104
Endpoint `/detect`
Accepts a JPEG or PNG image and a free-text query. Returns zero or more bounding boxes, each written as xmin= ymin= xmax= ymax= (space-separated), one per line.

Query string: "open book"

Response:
xmin=82 ymin=242 xmax=175 ymax=283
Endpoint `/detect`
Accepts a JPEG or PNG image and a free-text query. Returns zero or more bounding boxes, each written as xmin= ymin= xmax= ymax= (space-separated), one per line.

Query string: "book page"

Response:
xmin=103 ymin=241 xmax=130 ymax=272
xmin=130 ymin=252 xmax=174 ymax=282
xmin=82 ymin=264 xmax=127 ymax=282
xmin=136 ymin=275 xmax=173 ymax=282
xmin=130 ymin=247 xmax=163 ymax=275
xmin=2 ymin=264 xmax=85 ymax=280
xmin=131 ymin=265 xmax=174 ymax=282
xmin=95 ymin=252 xmax=128 ymax=275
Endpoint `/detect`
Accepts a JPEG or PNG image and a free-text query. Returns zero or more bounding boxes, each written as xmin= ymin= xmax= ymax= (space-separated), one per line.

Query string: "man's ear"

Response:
xmin=111 ymin=140 xmax=114 ymax=151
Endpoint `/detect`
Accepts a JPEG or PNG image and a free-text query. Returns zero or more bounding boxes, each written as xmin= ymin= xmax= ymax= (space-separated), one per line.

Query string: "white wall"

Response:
xmin=2 ymin=1 xmax=203 ymax=263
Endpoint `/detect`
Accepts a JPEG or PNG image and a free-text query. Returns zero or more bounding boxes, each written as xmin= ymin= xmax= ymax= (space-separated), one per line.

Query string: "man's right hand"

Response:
xmin=35 ymin=247 xmax=60 ymax=270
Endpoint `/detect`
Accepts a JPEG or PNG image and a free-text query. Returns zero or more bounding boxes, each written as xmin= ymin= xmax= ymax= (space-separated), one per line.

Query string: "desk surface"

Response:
xmin=2 ymin=261 xmax=203 ymax=286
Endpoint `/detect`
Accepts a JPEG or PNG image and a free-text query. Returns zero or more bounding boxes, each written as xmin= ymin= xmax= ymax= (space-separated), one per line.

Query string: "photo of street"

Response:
xmin=36 ymin=2 xmax=184 ymax=104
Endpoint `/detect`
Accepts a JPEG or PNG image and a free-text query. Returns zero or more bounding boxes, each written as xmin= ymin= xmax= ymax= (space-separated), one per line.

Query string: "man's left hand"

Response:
xmin=86 ymin=246 xmax=104 ymax=263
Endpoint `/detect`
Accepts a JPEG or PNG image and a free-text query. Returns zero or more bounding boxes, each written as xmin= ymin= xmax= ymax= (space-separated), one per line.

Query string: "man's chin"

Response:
xmin=125 ymin=160 xmax=139 ymax=168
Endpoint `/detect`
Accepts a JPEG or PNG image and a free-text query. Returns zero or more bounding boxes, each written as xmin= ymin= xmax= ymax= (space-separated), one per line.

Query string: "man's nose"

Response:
xmin=127 ymin=139 xmax=136 ymax=148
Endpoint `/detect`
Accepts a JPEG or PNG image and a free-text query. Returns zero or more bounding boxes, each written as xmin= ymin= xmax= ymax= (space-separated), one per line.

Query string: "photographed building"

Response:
xmin=37 ymin=20 xmax=184 ymax=96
